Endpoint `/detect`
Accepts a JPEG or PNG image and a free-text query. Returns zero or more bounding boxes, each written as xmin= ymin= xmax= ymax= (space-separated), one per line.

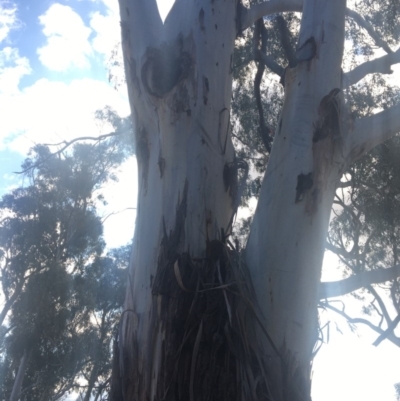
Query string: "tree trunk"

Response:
xmin=9 ymin=349 xmax=30 ymax=401
xmin=245 ymin=0 xmax=347 ymax=393
xmin=115 ymin=1 xmax=237 ymax=400
xmin=112 ymin=1 xmax=351 ymax=401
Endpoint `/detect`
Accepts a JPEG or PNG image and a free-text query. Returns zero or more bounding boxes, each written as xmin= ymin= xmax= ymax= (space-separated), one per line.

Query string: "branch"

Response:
xmin=14 ymin=131 xmax=120 ymax=175
xmin=336 ymin=179 xmax=353 ymax=189
xmin=321 ymin=302 xmax=400 ymax=347
xmin=373 ymin=313 xmax=400 ymax=346
xmin=346 ymin=103 xmax=400 ymax=164
xmin=344 ymin=47 xmax=400 ymax=87
xmin=346 ymin=8 xmax=393 ymax=54
xmin=275 ymin=15 xmax=297 ymax=67
xmin=257 ymin=52 xmax=285 ymax=77
xmin=319 ymin=264 xmax=400 ymax=299
xmin=241 ymin=0 xmax=303 ymax=32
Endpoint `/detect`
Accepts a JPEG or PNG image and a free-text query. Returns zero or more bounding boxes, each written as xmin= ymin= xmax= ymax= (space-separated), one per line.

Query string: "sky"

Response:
xmin=0 ymin=0 xmax=399 ymax=400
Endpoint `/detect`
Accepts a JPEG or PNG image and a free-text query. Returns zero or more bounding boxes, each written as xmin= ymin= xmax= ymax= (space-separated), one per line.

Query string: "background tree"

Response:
xmin=112 ymin=1 xmax=400 ymax=401
xmin=0 ymin=133 xmax=131 ymax=401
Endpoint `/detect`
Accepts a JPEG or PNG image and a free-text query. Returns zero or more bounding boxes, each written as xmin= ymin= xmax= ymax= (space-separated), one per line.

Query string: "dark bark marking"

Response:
xmin=158 ymin=155 xmax=166 ymax=178
xmin=202 ymin=76 xmax=209 ymax=105
xmin=170 ymin=84 xmax=191 ymax=121
xmin=199 ymin=8 xmax=205 ymax=31
xmin=141 ymin=36 xmax=193 ymax=98
xmin=215 ymin=24 xmax=218 ymax=30
xmin=153 ymin=180 xmax=189 ymax=296
xmin=295 ymin=172 xmax=313 ymax=203
xmin=313 ymin=88 xmax=341 ymax=143
xmin=296 ymin=36 xmax=316 ymax=62
xmin=136 ymin=127 xmax=149 ymax=192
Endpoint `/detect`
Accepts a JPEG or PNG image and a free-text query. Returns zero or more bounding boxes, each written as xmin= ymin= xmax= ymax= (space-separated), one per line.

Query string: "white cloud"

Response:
xmin=0 ymin=1 xmax=19 ymax=44
xmin=0 ymin=77 xmax=130 ymax=154
xmin=0 ymin=46 xmax=31 ymax=95
xmin=37 ymin=3 xmax=93 ymax=71
xmin=90 ymin=9 xmax=119 ymax=58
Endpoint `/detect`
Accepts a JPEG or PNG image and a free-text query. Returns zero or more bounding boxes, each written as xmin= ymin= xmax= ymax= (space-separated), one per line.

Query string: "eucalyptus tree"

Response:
xmin=0 ymin=140 xmax=129 ymax=401
xmin=112 ymin=1 xmax=400 ymax=400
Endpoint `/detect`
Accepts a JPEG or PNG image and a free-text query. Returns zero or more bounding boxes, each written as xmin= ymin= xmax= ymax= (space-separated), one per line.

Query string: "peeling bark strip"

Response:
xmin=153 ymin=180 xmax=189 ymax=295
xmin=118 ymin=236 xmax=312 ymax=401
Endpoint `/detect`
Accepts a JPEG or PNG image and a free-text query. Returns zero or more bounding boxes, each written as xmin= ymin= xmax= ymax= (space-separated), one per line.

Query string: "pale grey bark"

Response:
xmin=346 ymin=103 xmax=400 ymax=163
xmin=245 ymin=0 xmax=347 ymax=377
xmin=343 ymin=47 xmax=400 ymax=87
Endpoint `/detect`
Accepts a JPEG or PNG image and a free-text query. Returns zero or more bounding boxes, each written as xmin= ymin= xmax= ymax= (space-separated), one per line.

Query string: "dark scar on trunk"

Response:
xmin=295 ymin=172 xmax=313 ymax=203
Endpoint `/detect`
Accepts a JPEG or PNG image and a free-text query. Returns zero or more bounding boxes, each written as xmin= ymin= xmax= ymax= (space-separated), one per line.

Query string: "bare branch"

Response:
xmin=325 ymin=240 xmax=356 ymax=261
xmin=346 ymin=103 xmax=400 ymax=164
xmin=275 ymin=15 xmax=297 ymax=68
xmin=373 ymin=313 xmax=400 ymax=346
xmin=257 ymin=52 xmax=285 ymax=77
xmin=336 ymin=179 xmax=353 ymax=189
xmin=14 ymin=131 xmax=121 ymax=175
xmin=101 ymin=207 xmax=137 ymax=224
xmin=319 ymin=264 xmax=400 ymax=299
xmin=321 ymin=302 xmax=400 ymax=347
xmin=344 ymin=47 xmax=400 ymax=87
xmin=241 ymin=0 xmax=303 ymax=32
xmin=346 ymin=7 xmax=393 ymax=54
xmin=366 ymin=284 xmax=391 ymax=324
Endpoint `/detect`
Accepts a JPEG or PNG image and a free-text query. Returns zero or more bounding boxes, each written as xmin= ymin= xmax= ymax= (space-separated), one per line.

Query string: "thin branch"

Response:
xmin=321 ymin=302 xmax=400 ymax=347
xmin=14 ymin=131 xmax=120 ymax=175
xmin=241 ymin=0 xmax=303 ymax=32
xmin=325 ymin=240 xmax=357 ymax=261
xmin=346 ymin=103 xmax=400 ymax=164
xmin=346 ymin=7 xmax=393 ymax=54
xmin=344 ymin=47 xmax=400 ymax=87
xmin=366 ymin=284 xmax=391 ymax=324
xmin=319 ymin=264 xmax=400 ymax=299
xmin=101 ymin=207 xmax=137 ymax=224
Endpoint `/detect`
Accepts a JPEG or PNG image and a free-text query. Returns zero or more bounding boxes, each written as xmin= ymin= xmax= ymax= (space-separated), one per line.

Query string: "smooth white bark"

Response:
xmin=245 ymin=0 xmax=347 ymax=377
xmin=346 ymin=103 xmax=400 ymax=163
xmin=118 ymin=0 xmax=237 ymax=399
xmin=343 ymin=47 xmax=400 ymax=87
